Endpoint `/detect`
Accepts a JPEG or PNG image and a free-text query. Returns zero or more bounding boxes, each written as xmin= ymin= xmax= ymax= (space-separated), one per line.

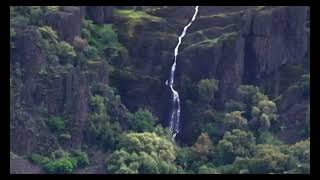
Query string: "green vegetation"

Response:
xmin=87 ymin=95 xmax=122 ymax=150
xmin=30 ymin=149 xmax=89 ymax=173
xmin=197 ymin=78 xmax=219 ymax=103
xmin=81 ymin=20 xmax=127 ymax=65
xmin=131 ymin=108 xmax=158 ymax=132
xmin=106 ymin=132 xmax=178 ymax=174
xmin=47 ymin=116 xmax=65 ymax=132
xmin=114 ymin=9 xmax=161 ymax=37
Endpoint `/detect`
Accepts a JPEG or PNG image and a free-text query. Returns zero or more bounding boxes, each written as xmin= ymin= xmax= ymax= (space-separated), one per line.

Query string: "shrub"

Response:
xmin=192 ymin=133 xmax=213 ymax=161
xmin=81 ymin=20 xmax=126 ymax=62
xmin=70 ymin=150 xmax=90 ymax=167
xmin=198 ymin=165 xmax=219 ymax=174
xmin=44 ymin=157 xmax=76 ymax=173
xmin=30 ymin=154 xmax=50 ymax=165
xmin=216 ymin=129 xmax=256 ymax=164
xmin=224 ymin=111 xmax=248 ymax=130
xmin=38 ymin=26 xmax=58 ymax=44
xmin=47 ymin=116 xmax=65 ymax=132
xmin=56 ymin=41 xmax=76 ymax=64
xmin=106 ymin=132 xmax=177 ymax=174
xmin=197 ymin=78 xmax=219 ymax=103
xmin=59 ymin=133 xmax=71 ymax=140
xmin=258 ymin=132 xmax=283 ymax=145
xmin=72 ymin=36 xmax=88 ymax=50
xmin=37 ymin=149 xmax=90 ymax=173
xmin=131 ymin=108 xmax=158 ymax=132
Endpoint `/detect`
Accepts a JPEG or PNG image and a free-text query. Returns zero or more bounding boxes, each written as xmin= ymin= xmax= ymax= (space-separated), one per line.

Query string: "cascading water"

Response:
xmin=166 ymin=6 xmax=199 ymax=141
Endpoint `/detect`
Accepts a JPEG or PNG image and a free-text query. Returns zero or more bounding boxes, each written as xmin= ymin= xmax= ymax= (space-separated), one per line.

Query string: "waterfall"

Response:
xmin=166 ymin=6 xmax=199 ymax=140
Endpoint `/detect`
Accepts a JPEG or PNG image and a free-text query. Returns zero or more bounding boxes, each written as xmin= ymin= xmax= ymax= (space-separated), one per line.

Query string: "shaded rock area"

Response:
xmin=276 ymin=85 xmax=309 ymax=143
xmin=10 ymin=26 xmax=59 ymax=155
xmin=10 ymin=153 xmax=44 ymax=174
xmin=85 ymin=6 xmax=114 ymax=24
xmin=243 ymin=6 xmax=308 ymax=85
xmin=44 ymin=6 xmax=81 ymax=43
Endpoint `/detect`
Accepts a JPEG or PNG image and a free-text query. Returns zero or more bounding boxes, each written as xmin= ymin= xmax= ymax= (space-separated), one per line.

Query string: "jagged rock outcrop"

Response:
xmin=276 ymin=85 xmax=309 ymax=143
xmin=44 ymin=6 xmax=81 ymax=43
xmin=10 ymin=6 xmax=310 ymax=156
xmin=109 ymin=6 xmax=309 ymax=142
xmin=10 ymin=24 xmax=90 ymax=155
xmin=10 ymin=27 xmax=59 ymax=155
xmin=85 ymin=6 xmax=114 ymax=24
xmin=64 ymin=67 xmax=90 ymax=147
xmin=243 ymin=6 xmax=308 ymax=85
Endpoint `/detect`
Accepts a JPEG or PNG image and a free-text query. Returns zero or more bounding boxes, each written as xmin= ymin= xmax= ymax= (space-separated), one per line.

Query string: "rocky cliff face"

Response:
xmin=108 ymin=6 xmax=309 ymax=141
xmin=45 ymin=6 xmax=81 ymax=43
xmin=243 ymin=6 xmax=308 ymax=85
xmin=10 ymin=6 xmax=309 ymax=157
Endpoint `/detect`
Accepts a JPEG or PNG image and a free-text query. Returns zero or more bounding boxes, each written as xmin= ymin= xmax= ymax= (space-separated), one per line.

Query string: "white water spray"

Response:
xmin=166 ymin=6 xmax=199 ymax=141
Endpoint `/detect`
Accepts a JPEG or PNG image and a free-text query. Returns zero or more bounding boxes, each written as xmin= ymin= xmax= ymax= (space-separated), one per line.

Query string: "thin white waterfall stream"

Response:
xmin=166 ymin=6 xmax=199 ymax=141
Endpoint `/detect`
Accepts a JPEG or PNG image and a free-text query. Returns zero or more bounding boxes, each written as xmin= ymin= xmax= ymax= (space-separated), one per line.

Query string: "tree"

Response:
xmin=46 ymin=116 xmax=65 ymax=133
xmin=197 ymin=78 xmax=219 ymax=103
xmin=56 ymin=41 xmax=76 ymax=64
xmin=233 ymin=144 xmax=289 ymax=174
xmin=175 ymin=147 xmax=197 ymax=171
xmin=285 ymin=139 xmax=310 ymax=174
xmin=131 ymin=108 xmax=158 ymax=132
xmin=192 ymin=133 xmax=213 ymax=161
xmin=216 ymin=129 xmax=255 ymax=164
xmin=224 ymin=111 xmax=248 ymax=130
xmin=106 ymin=132 xmax=178 ymax=174
xmin=88 ymin=95 xmax=121 ymax=150
xmin=237 ymin=85 xmax=277 ymax=133
xmin=38 ymin=26 xmax=58 ymax=44
xmin=31 ymin=149 xmax=89 ymax=174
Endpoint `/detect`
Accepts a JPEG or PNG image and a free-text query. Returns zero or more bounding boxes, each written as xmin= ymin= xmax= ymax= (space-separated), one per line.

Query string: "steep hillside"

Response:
xmin=10 ymin=6 xmax=309 ymax=174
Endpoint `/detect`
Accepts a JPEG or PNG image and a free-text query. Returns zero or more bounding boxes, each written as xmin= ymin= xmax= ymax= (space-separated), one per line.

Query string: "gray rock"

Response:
xmin=45 ymin=7 xmax=81 ymax=42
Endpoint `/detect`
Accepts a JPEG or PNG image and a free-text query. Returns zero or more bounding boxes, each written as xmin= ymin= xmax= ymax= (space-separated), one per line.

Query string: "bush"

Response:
xmin=36 ymin=149 xmax=90 ymax=173
xmin=197 ymin=78 xmax=219 ymax=103
xmin=72 ymin=36 xmax=88 ymax=51
xmin=192 ymin=133 xmax=213 ymax=161
xmin=224 ymin=111 xmax=248 ymax=130
xmin=30 ymin=154 xmax=50 ymax=165
xmin=38 ymin=26 xmax=58 ymax=44
xmin=59 ymin=133 xmax=71 ymax=140
xmin=44 ymin=157 xmax=76 ymax=173
xmin=198 ymin=165 xmax=219 ymax=174
xmin=131 ymin=108 xmax=158 ymax=132
xmin=70 ymin=150 xmax=90 ymax=167
xmin=81 ymin=20 xmax=127 ymax=63
xmin=56 ymin=41 xmax=76 ymax=64
xmin=258 ymin=132 xmax=283 ymax=145
xmin=106 ymin=132 xmax=178 ymax=174
xmin=216 ymin=129 xmax=256 ymax=164
xmin=88 ymin=95 xmax=122 ymax=150
xmin=47 ymin=116 xmax=65 ymax=132
xmin=225 ymin=100 xmax=246 ymax=112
